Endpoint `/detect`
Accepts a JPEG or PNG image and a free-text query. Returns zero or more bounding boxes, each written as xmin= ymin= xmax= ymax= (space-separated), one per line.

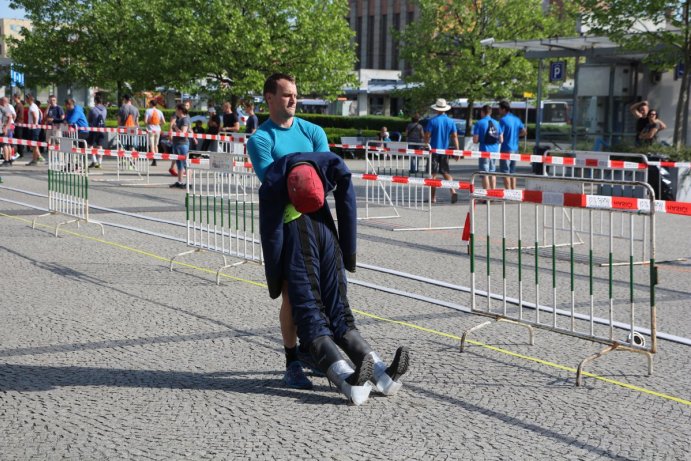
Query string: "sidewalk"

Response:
xmin=0 ymin=164 xmax=690 ymax=459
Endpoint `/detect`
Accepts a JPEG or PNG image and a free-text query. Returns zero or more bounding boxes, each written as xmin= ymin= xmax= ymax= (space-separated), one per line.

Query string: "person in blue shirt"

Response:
xmin=472 ymin=104 xmax=503 ymax=190
xmin=423 ymin=99 xmax=460 ymax=204
xmin=247 ymin=73 xmax=328 ymax=390
xmin=64 ymin=98 xmax=89 ymax=141
xmin=498 ymin=101 xmax=526 ymax=190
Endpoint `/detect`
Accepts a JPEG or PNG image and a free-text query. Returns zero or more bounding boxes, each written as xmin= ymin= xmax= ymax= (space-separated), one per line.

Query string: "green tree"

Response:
xmin=9 ymin=0 xmax=174 ymax=100
xmin=164 ymin=0 xmax=357 ymax=102
xmin=9 ymin=0 xmax=357 ymax=103
xmin=579 ymin=1 xmax=690 ymax=149
xmin=397 ymin=0 xmax=574 ymax=125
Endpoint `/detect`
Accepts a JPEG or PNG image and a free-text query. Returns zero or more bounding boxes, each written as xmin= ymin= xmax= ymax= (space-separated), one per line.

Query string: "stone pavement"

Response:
xmin=0 ymin=159 xmax=690 ymax=460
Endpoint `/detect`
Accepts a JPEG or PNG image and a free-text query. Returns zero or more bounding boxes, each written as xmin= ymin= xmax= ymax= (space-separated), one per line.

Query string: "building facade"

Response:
xmin=346 ymin=0 xmax=420 ymax=115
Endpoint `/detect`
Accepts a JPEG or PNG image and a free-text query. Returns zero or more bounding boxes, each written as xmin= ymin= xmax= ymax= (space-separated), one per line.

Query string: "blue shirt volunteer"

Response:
xmin=424 ymin=113 xmax=457 ymax=149
xmin=500 ymin=112 xmax=525 ymax=153
xmin=472 ymin=115 xmax=503 ymax=152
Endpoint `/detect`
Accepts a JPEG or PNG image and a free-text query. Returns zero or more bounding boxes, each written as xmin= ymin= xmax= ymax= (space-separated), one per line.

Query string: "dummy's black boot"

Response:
xmin=310 ymin=335 xmax=373 ymax=405
xmin=337 ymin=330 xmax=409 ymax=396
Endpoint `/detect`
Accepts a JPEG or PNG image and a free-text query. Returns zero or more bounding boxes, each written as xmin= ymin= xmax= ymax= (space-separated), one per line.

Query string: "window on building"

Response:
xmin=355 ymin=16 xmax=362 ymax=70
xmin=367 ymin=15 xmax=375 ymax=69
xmin=380 ymin=15 xmax=387 ymax=69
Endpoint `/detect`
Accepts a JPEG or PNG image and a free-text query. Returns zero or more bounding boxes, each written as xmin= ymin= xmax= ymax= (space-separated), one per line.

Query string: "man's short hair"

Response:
xmin=65 ymin=98 xmax=76 ymax=106
xmin=481 ymin=104 xmax=492 ymax=115
xmin=499 ymin=100 xmax=511 ymax=112
xmin=263 ymin=73 xmax=295 ymax=97
xmin=149 ymin=99 xmax=157 ymax=107
xmin=122 ymin=94 xmax=131 ymax=102
xmin=94 ymin=95 xmax=102 ymax=104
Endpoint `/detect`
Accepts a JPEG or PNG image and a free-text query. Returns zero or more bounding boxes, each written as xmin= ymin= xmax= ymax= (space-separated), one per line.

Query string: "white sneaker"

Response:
xmin=327 ymin=358 xmax=374 ymax=406
xmin=371 ymin=347 xmax=409 ymax=396
xmin=10 ymin=152 xmax=19 ymax=161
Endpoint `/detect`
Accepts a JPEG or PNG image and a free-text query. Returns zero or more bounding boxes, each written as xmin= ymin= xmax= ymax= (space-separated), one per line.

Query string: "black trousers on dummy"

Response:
xmin=282 ymin=211 xmax=357 ymax=348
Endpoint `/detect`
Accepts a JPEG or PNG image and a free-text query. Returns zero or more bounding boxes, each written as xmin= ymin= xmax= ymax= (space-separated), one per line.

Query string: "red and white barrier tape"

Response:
xmin=473 ymin=188 xmax=691 ymax=217
xmin=352 ymin=172 xmax=472 ymax=191
xmin=328 ymin=143 xmax=691 ymax=170
xmin=14 ymin=123 xmax=246 ymax=143
xmin=0 ymin=136 xmax=50 ymax=147
xmin=69 ymin=147 xmax=253 ymax=168
xmin=71 ymin=147 xmax=186 ymax=161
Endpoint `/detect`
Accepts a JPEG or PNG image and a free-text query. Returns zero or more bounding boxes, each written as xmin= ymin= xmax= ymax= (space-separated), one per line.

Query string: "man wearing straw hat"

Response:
xmin=424 ymin=98 xmax=459 ymax=204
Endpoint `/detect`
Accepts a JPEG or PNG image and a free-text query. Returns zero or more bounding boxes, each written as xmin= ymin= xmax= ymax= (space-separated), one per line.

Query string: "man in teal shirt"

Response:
xmin=248 ymin=75 xmax=328 ymax=182
xmin=247 ymin=73 xmax=329 ymax=389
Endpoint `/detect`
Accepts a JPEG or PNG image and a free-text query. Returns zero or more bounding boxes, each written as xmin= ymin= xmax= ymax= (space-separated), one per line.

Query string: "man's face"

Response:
xmin=49 ymin=96 xmax=57 ymax=106
xmin=266 ymin=79 xmax=297 ymax=121
xmin=65 ymin=101 xmax=73 ymax=111
xmin=640 ymin=104 xmax=649 ymax=116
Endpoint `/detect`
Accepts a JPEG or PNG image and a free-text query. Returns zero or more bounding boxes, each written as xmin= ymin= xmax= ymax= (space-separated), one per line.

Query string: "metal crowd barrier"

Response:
xmin=216 ymin=133 xmax=248 ymax=155
xmin=359 ymin=140 xmax=463 ymax=231
xmin=169 ymin=151 xmax=262 ymax=283
xmin=531 ymin=150 xmax=652 ymax=264
xmin=116 ymin=128 xmax=150 ymax=182
xmin=463 ymin=173 xmax=657 ymax=386
xmin=542 ymin=150 xmax=649 ymax=192
xmin=32 ymin=137 xmax=104 ymax=236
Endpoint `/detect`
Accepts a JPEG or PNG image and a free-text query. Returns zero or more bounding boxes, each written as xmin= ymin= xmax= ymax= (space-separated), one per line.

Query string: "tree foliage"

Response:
xmin=579 ymin=0 xmax=690 ymax=148
xmin=8 ymin=0 xmax=357 ymax=101
xmin=397 ymin=0 xmax=574 ymax=119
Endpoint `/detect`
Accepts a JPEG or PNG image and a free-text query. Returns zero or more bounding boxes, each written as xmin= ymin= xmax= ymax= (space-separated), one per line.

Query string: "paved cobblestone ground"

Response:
xmin=1 ymin=160 xmax=690 ymax=460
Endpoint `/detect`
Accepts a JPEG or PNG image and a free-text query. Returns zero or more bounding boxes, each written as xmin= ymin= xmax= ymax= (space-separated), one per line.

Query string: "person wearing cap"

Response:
xmin=247 ymin=73 xmax=330 ymax=390
xmin=258 ymin=150 xmax=410 ymax=405
xmin=424 ymin=98 xmax=459 ymax=204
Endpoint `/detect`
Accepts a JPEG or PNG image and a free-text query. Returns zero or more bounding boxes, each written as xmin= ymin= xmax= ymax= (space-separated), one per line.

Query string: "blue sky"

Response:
xmin=0 ymin=0 xmax=26 ymax=19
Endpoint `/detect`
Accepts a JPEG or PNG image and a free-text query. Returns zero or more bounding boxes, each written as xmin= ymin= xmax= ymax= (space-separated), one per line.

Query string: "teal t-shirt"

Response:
xmin=247 ymin=117 xmax=329 ymax=182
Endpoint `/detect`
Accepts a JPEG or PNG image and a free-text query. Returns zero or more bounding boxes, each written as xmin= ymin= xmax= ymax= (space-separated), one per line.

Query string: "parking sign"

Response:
xmin=550 ymin=61 xmax=565 ymax=82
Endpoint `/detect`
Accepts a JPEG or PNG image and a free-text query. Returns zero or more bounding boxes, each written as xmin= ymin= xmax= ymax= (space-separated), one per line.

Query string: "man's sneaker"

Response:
xmin=10 ymin=152 xmax=20 ymax=161
xmin=451 ymin=193 xmax=458 ymax=204
xmin=88 ymin=161 xmax=96 ymax=168
xmin=37 ymin=156 xmax=46 ymax=163
xmin=151 ymin=160 xmax=157 ymax=166
xmin=26 ymin=160 xmax=37 ymax=166
xmin=0 ymin=160 xmax=10 ymax=167
xmin=169 ymin=181 xmax=185 ymax=189
xmin=94 ymin=163 xmax=102 ymax=169
xmin=283 ymin=361 xmax=313 ymax=390
xmin=385 ymin=346 xmax=410 ymax=382
xmin=297 ymin=344 xmax=325 ymax=376
xmin=168 ymin=167 xmax=177 ymax=177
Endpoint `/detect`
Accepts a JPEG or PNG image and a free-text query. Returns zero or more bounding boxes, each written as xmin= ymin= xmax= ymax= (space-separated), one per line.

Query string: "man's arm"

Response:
xmin=423 ymin=132 xmax=431 ymax=145
xmin=629 ymin=100 xmax=647 ymax=119
xmin=450 ymin=132 xmax=459 ymax=150
xmin=247 ymin=133 xmax=273 ymax=182
xmin=314 ymin=126 xmax=329 ymax=152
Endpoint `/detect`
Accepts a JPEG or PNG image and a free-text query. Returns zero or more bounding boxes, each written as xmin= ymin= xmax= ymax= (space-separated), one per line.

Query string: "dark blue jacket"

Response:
xmin=259 ymin=152 xmax=357 ymax=299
